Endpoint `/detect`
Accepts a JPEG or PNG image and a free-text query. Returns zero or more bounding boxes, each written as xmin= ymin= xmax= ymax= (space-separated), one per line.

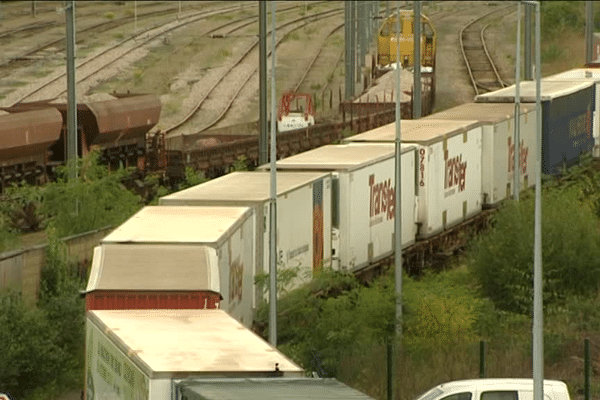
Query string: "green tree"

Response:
xmin=541 ymin=1 xmax=585 ymax=39
xmin=41 ymin=152 xmax=142 ymax=237
xmin=468 ymin=186 xmax=600 ymax=315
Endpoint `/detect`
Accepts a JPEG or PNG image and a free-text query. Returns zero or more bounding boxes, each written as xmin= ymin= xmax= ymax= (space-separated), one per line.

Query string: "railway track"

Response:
xmin=459 ymin=5 xmax=514 ymax=95
xmin=0 ymin=2 xmax=210 ymax=70
xmin=8 ymin=2 xmax=262 ymax=104
xmin=166 ymin=3 xmax=397 ymax=136
xmin=162 ymin=4 xmax=345 ymax=136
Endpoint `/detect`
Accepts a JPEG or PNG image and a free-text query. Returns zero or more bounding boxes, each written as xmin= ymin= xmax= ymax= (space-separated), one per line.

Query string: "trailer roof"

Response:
xmin=88 ymin=309 xmax=303 ymax=378
xmin=178 ymin=378 xmax=375 ymax=400
xmin=268 ymin=143 xmax=415 ymax=172
xmin=475 ymin=79 xmax=594 ymax=103
xmin=424 ymin=102 xmax=535 ymax=124
xmin=102 ymin=206 xmax=251 ymax=245
xmin=343 ymin=119 xmax=480 ymax=144
xmin=160 ymin=171 xmax=329 ymax=205
xmin=544 ymin=68 xmax=600 ymax=82
xmin=85 ymin=243 xmax=219 ymax=293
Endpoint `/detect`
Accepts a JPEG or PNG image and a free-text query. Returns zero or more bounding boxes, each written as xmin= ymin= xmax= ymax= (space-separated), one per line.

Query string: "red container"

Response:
xmin=85 ymin=290 xmax=221 ymax=311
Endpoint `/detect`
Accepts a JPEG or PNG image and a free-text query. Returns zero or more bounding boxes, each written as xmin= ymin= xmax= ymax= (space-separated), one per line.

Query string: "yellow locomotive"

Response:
xmin=377 ymin=9 xmax=436 ymax=70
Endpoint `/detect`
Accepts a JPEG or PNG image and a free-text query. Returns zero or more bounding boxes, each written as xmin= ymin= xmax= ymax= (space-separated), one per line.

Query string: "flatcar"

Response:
xmin=377 ymin=9 xmax=436 ymax=70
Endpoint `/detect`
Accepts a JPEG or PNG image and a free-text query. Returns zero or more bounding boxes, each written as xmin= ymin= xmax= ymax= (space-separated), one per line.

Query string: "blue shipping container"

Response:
xmin=475 ymin=80 xmax=595 ymax=175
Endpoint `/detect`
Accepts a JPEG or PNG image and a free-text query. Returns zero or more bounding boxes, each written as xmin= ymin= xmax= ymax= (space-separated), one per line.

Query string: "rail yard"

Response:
xmin=0 ymin=2 xmax=597 ymax=400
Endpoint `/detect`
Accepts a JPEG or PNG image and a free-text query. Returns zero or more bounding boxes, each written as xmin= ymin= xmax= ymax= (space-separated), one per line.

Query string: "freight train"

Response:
xmin=0 ymin=93 xmax=184 ymax=191
xmin=84 ymin=68 xmax=600 ymax=332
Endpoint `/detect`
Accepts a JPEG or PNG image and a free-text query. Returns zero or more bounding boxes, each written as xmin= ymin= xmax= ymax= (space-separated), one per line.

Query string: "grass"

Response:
xmin=133 ymin=69 xmax=143 ymax=86
xmin=208 ymin=13 xmax=233 ymax=21
xmin=31 ymin=69 xmax=52 ymax=78
xmin=5 ymin=80 xmax=27 ymax=87
xmin=285 ymin=31 xmax=301 ymax=41
xmin=164 ymin=100 xmax=180 ymax=117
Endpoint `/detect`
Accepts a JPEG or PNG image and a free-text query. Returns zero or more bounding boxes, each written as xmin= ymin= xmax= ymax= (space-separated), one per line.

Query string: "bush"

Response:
xmin=0 ymin=290 xmax=67 ymax=399
xmin=0 ymin=213 xmax=19 ymax=253
xmin=468 ymin=186 xmax=600 ymax=315
xmin=541 ymin=1 xmax=584 ymax=39
xmin=0 ymin=232 xmax=86 ymax=399
xmin=255 ymin=268 xmax=482 ymax=377
xmin=403 ymin=271 xmax=482 ymax=351
xmin=41 ymin=153 xmax=142 ymax=237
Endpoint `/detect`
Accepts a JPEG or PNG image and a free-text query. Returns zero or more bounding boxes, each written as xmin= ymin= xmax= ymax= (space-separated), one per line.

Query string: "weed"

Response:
xmin=164 ymin=100 xmax=179 ymax=117
xmin=31 ymin=69 xmax=51 ymax=78
xmin=133 ymin=69 xmax=144 ymax=85
xmin=104 ymin=12 xmax=115 ymax=20
xmin=6 ymin=80 xmax=26 ymax=87
xmin=209 ymin=13 xmax=233 ymax=21
xmin=285 ymin=32 xmax=300 ymax=41
xmin=542 ymin=42 xmax=563 ymax=63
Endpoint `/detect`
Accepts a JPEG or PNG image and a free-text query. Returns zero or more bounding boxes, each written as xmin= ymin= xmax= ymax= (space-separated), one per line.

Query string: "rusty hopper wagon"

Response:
xmin=0 ymin=108 xmax=63 ymax=190
xmin=0 ymin=94 xmax=161 ymax=188
xmin=85 ymin=206 xmax=255 ymax=327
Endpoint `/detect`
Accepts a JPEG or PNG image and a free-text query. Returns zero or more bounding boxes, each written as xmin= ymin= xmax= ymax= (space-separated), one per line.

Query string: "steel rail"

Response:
xmin=0 ymin=3 xmax=209 ymax=70
xmin=12 ymin=3 xmax=258 ymax=104
xmin=292 ymin=24 xmax=344 ymax=92
xmin=292 ymin=22 xmax=345 ymax=94
xmin=459 ymin=5 xmax=514 ymax=96
xmin=196 ymin=9 xmax=345 ymax=133
xmin=163 ymin=6 xmax=344 ymax=135
xmin=481 ymin=22 xmax=508 ymax=89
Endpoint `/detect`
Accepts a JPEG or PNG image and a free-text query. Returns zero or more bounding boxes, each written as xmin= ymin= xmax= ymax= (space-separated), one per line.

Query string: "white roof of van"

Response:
xmin=88 ymin=309 xmax=304 ymax=379
xmin=102 ymin=206 xmax=251 ymax=246
xmin=160 ymin=171 xmax=329 ymax=205
xmin=417 ymin=378 xmax=569 ymax=400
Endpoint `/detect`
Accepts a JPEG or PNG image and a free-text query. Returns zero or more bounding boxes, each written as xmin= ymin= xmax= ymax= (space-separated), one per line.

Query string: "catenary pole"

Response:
xmin=514 ymin=1 xmax=521 ymax=201
xmin=413 ymin=1 xmax=421 ymax=118
xmin=394 ymin=0 xmax=402 ymax=337
xmin=531 ymin=2 xmax=544 ymax=400
xmin=388 ymin=4 xmax=403 ymax=400
xmin=524 ymin=4 xmax=532 ymax=80
xmin=586 ymin=1 xmax=593 ymax=65
xmin=345 ymin=1 xmax=352 ymax=99
xmin=66 ymin=0 xmax=77 ymax=181
xmin=259 ymin=2 xmax=268 ymax=165
xmin=268 ymin=0 xmax=278 ymax=347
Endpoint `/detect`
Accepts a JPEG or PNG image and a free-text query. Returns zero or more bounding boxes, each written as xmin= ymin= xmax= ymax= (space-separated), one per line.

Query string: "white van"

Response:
xmin=415 ymin=379 xmax=571 ymax=400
